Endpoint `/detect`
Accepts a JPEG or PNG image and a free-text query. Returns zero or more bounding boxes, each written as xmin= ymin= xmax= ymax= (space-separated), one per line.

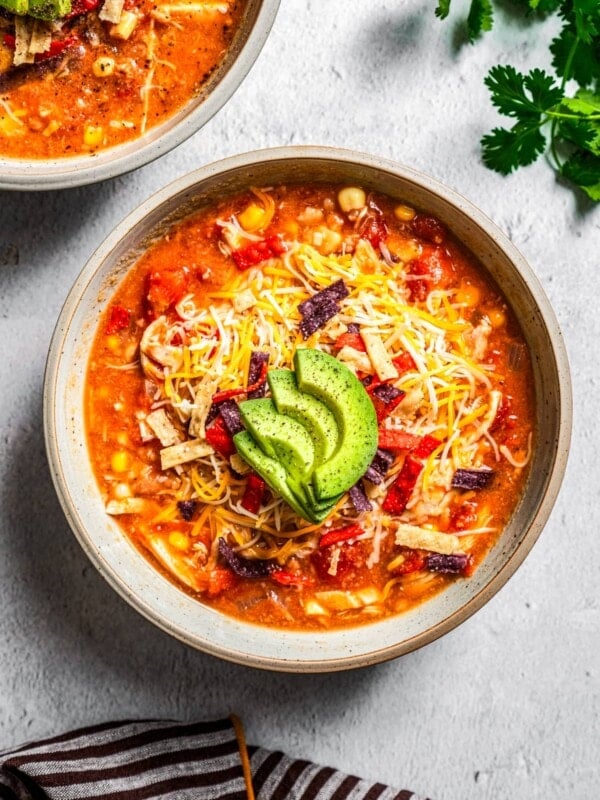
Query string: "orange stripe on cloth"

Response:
xmin=230 ymin=714 xmax=256 ymax=800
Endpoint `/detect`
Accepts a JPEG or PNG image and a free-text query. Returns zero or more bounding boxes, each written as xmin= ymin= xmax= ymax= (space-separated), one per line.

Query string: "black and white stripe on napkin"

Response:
xmin=0 ymin=718 xmax=430 ymax=800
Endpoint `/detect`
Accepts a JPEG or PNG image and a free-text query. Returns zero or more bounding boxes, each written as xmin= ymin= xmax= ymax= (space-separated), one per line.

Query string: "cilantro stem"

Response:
xmin=549 ymin=35 xmax=580 ymax=170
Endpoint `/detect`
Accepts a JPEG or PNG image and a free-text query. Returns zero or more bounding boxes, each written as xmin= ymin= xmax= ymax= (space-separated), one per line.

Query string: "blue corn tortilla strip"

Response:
xmin=298 ymin=279 xmax=349 ymax=317
xmin=349 ymin=481 xmax=373 ymax=513
xmin=346 ymin=322 xmax=360 ymax=334
xmin=247 ymin=351 xmax=270 ymax=398
xmin=218 ymin=400 xmax=244 ymax=436
xmin=364 ymin=448 xmax=394 ymax=484
xmin=299 ymin=296 xmax=341 ymax=339
xmin=425 ymin=553 xmax=470 ymax=574
xmin=177 ymin=499 xmax=198 ymax=521
xmin=372 ymin=384 xmax=403 ymax=403
xmin=218 ymin=538 xmax=274 ymax=578
xmin=451 ymin=468 xmax=494 ymax=490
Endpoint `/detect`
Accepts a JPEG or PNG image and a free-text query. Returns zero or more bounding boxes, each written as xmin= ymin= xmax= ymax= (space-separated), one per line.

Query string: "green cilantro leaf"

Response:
xmin=529 ymin=0 xmax=561 ymax=11
xmin=484 ymin=65 xmax=562 ymax=119
xmin=467 ymin=0 xmax=494 ymax=40
xmin=435 ymin=0 xmax=451 ymax=20
xmin=572 ymin=0 xmax=600 ymax=43
xmin=481 ymin=123 xmax=547 ymax=174
xmin=550 ymin=28 xmax=600 ymax=85
xmin=561 ymin=150 xmax=600 ymax=200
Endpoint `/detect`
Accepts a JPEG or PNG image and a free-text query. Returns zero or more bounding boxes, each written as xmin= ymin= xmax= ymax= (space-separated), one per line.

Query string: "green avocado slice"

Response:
xmin=267 ymin=369 xmax=340 ymax=467
xmin=294 ymin=348 xmax=378 ymax=501
xmin=238 ymin=398 xmax=315 ymax=480
xmin=27 ymin=0 xmax=71 ymax=19
xmin=233 ymin=432 xmax=314 ymax=521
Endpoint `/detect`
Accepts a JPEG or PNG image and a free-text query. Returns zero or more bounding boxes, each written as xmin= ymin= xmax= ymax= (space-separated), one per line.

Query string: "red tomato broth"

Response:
xmin=0 ymin=0 xmax=246 ymax=158
xmin=85 ymin=184 xmax=535 ymax=630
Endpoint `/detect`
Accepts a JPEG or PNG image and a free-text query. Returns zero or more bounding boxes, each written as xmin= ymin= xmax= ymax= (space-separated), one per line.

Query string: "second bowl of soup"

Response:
xmin=44 ymin=147 xmax=571 ymax=670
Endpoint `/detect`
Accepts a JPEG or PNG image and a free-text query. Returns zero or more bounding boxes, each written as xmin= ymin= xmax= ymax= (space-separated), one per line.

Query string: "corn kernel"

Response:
xmin=394 ymin=204 xmax=416 ymax=221
xmin=84 ymin=125 xmax=104 ymax=147
xmin=313 ymin=226 xmax=342 ymax=255
xmin=283 ymin=221 xmax=299 ymax=237
xmin=114 ymin=482 xmax=132 ymax=499
xmin=238 ymin=203 xmax=265 ymax=231
xmin=106 ymin=334 xmax=120 ymax=352
xmin=338 ymin=187 xmax=366 ymax=213
xmin=169 ymin=532 xmax=190 ymax=551
xmin=111 ymin=451 xmax=130 ymax=473
xmin=93 ymin=56 xmax=116 ymax=77
xmin=42 ymin=120 xmax=60 ymax=137
xmin=487 ymin=307 xmax=506 ymax=328
xmin=455 ymin=283 xmax=480 ymax=307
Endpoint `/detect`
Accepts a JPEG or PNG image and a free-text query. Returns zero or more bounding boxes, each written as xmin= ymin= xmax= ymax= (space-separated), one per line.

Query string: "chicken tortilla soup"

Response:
xmin=85 ymin=183 xmax=535 ymax=629
xmin=0 ymin=0 xmax=246 ymax=158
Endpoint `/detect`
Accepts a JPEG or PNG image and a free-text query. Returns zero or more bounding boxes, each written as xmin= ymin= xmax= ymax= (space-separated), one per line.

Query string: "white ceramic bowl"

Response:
xmin=44 ymin=147 xmax=572 ymax=671
xmin=0 ymin=0 xmax=279 ymax=191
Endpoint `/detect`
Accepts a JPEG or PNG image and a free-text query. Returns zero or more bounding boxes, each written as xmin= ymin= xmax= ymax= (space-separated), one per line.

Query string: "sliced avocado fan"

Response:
xmin=233 ymin=349 xmax=378 ymax=524
xmin=1 ymin=0 xmax=71 ymax=21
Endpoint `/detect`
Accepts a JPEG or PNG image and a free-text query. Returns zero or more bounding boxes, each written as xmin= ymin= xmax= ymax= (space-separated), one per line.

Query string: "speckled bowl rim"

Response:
xmin=43 ymin=146 xmax=572 ymax=672
xmin=0 ymin=0 xmax=279 ymax=191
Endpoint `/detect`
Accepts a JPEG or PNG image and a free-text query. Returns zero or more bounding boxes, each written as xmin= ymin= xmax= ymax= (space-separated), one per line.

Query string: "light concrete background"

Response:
xmin=0 ymin=1 xmax=598 ymax=798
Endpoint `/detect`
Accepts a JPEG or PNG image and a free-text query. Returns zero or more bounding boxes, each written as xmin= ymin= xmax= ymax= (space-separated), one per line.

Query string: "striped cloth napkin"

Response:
xmin=0 ymin=718 xmax=430 ymax=800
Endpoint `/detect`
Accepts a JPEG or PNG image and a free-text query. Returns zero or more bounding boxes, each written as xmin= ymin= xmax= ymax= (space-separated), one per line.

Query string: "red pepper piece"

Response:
xmin=240 ymin=473 xmax=267 ymax=515
xmin=378 ymin=429 xmax=422 ymax=451
xmin=205 ymin=416 xmax=236 ymax=458
xmin=382 ymin=455 xmax=423 ymax=515
xmin=413 ymin=434 xmax=442 ymax=459
xmin=271 ymin=570 xmax=315 ymax=587
xmin=3 ymin=34 xmax=78 ymax=60
xmin=211 ymin=360 xmax=269 ymax=404
xmin=207 ymin=567 xmax=237 ymax=597
xmin=105 ymin=305 xmax=130 ymax=334
xmin=231 ymin=235 xmax=286 ymax=270
xmin=145 ymin=265 xmax=189 ymax=319
xmin=335 ymin=331 xmax=366 ymax=352
xmin=319 ymin=523 xmax=363 ymax=549
xmin=372 ymin=392 xmax=405 ymax=424
xmin=392 ymin=352 xmax=416 ymax=374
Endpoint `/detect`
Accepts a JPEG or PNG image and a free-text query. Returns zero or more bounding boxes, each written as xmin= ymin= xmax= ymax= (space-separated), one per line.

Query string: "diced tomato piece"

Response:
xmin=319 ymin=523 xmax=363 ymax=549
xmin=240 ymin=473 xmax=267 ymax=515
xmin=358 ymin=212 xmax=389 ymax=247
xmin=491 ymin=395 xmax=517 ymax=432
xmin=231 ymin=235 xmax=286 ymax=270
xmin=271 ymin=570 xmax=314 ymax=587
xmin=411 ymin=214 xmax=447 ymax=245
xmin=392 ymin=352 xmax=416 ymax=374
xmin=407 ymin=245 xmax=454 ymax=302
xmin=205 ymin=416 xmax=236 ymax=458
xmin=105 ymin=304 xmax=130 ymax=334
xmin=207 ymin=567 xmax=237 ymax=597
xmin=378 ymin=429 xmax=422 ymax=451
xmin=391 ymin=548 xmax=426 ymax=575
xmin=413 ymin=434 xmax=442 ymax=459
xmin=311 ymin=541 xmax=367 ymax=588
xmin=145 ymin=265 xmax=190 ymax=318
xmin=65 ymin=0 xmax=98 ymax=17
xmin=450 ymin=501 xmax=478 ymax=532
xmin=382 ymin=455 xmax=423 ymax=515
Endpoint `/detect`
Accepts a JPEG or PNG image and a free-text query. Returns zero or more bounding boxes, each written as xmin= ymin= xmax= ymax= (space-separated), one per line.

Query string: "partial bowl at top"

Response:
xmin=0 ymin=0 xmax=278 ymax=191
xmin=44 ymin=147 xmax=571 ymax=671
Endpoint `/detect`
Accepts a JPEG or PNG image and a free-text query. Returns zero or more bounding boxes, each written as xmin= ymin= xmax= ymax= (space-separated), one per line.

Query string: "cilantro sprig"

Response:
xmin=436 ymin=0 xmax=600 ymax=201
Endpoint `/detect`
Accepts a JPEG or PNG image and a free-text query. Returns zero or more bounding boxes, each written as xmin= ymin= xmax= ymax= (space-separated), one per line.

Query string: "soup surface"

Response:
xmin=0 ymin=0 xmax=246 ymax=158
xmin=85 ymin=183 xmax=534 ymax=630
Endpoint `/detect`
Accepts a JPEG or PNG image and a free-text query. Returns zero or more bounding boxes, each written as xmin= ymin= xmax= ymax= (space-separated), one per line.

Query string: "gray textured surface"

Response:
xmin=0 ymin=2 xmax=598 ymax=799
